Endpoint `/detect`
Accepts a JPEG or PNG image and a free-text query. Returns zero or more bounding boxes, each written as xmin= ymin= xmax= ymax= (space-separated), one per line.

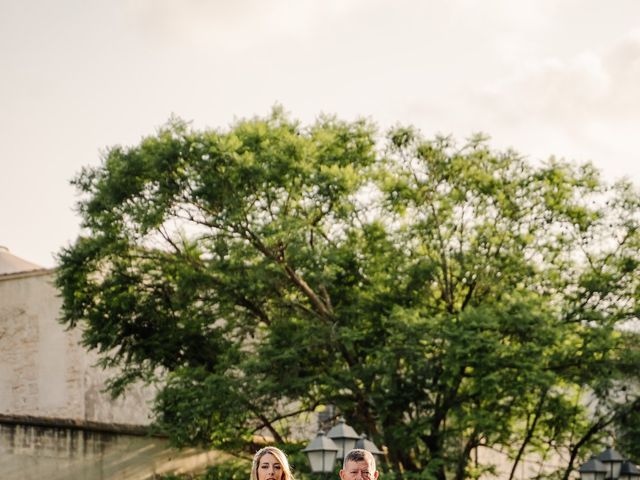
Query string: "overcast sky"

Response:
xmin=2 ymin=0 xmax=640 ymax=268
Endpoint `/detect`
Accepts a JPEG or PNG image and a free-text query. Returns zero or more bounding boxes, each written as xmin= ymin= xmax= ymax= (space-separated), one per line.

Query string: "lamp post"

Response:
xmin=303 ymin=431 xmax=339 ymax=475
xmin=579 ymin=456 xmax=607 ymax=480
xmin=599 ymin=447 xmax=625 ymax=479
xmin=579 ymin=447 xmax=640 ymax=480
xmin=327 ymin=417 xmax=360 ymax=460
xmin=355 ymin=433 xmax=384 ymax=462
xmin=620 ymin=461 xmax=640 ymax=480
xmin=304 ymin=418 xmax=384 ymax=475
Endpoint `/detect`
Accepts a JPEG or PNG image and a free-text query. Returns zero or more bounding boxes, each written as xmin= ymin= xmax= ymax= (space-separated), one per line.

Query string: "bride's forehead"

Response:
xmin=260 ymin=453 xmax=280 ymax=463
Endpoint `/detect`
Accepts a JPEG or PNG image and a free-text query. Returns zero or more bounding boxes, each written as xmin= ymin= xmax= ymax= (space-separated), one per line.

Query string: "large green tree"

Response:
xmin=57 ymin=109 xmax=640 ymax=479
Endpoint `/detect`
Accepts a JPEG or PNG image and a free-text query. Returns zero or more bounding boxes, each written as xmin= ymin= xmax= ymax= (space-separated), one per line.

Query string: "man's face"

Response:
xmin=339 ymin=460 xmax=378 ymax=480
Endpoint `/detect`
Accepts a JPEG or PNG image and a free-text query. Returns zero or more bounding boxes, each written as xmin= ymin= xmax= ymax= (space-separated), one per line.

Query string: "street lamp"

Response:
xmin=303 ymin=431 xmax=339 ymax=474
xmin=327 ymin=417 xmax=360 ymax=460
xmin=355 ymin=433 xmax=384 ymax=461
xmin=579 ymin=447 xmax=640 ymax=480
xmin=619 ymin=461 xmax=640 ymax=480
xmin=305 ymin=418 xmax=385 ymax=475
xmin=579 ymin=456 xmax=607 ymax=480
xmin=599 ymin=447 xmax=625 ymax=479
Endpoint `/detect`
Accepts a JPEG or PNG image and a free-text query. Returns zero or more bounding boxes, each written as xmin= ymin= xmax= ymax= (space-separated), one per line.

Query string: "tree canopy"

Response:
xmin=57 ymin=109 xmax=640 ymax=480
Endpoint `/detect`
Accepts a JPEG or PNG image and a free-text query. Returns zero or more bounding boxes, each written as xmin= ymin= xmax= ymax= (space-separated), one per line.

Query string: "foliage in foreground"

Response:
xmin=57 ymin=108 xmax=640 ymax=480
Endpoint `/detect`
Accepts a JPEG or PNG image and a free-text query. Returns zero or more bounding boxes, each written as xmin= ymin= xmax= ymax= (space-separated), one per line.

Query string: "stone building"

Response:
xmin=0 ymin=246 xmax=219 ymax=479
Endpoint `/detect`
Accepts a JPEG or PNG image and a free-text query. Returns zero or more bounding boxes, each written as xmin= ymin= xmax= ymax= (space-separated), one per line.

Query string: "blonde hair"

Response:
xmin=251 ymin=446 xmax=295 ymax=480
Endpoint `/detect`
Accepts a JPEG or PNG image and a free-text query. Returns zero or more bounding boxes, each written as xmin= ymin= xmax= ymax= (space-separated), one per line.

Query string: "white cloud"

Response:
xmin=480 ymin=28 xmax=640 ymax=122
xmin=394 ymin=24 xmax=640 ymax=184
xmin=426 ymin=28 xmax=638 ymax=179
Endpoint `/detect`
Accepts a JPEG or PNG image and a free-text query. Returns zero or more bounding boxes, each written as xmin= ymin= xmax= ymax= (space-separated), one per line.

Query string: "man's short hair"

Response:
xmin=343 ymin=448 xmax=376 ymax=471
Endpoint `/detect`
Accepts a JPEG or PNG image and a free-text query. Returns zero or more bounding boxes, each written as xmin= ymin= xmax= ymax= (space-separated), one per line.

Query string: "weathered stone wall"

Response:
xmin=0 ymin=270 xmax=154 ymax=426
xmin=0 ymin=422 xmax=220 ymax=480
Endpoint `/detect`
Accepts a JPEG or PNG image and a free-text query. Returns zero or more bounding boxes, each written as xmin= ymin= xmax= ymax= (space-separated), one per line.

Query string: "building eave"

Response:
xmin=0 ymin=267 xmax=56 ymax=282
xmin=0 ymin=412 xmax=154 ymax=437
